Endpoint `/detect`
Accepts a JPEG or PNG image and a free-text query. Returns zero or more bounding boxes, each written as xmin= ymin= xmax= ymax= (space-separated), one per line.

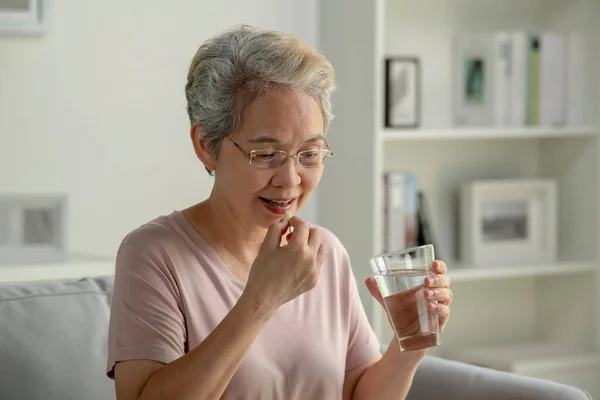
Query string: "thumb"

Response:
xmin=365 ymin=277 xmax=385 ymax=307
xmin=263 ymin=219 xmax=290 ymax=249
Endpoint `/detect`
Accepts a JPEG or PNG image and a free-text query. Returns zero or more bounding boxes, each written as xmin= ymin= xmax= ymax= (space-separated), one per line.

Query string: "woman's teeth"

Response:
xmin=262 ymin=198 xmax=292 ymax=207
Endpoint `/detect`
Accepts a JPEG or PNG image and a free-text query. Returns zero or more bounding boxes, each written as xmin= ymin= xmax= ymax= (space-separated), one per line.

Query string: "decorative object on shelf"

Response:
xmin=452 ymin=33 xmax=495 ymax=127
xmin=459 ymin=179 xmax=557 ymax=265
xmin=0 ymin=194 xmax=67 ymax=265
xmin=452 ymin=31 xmax=585 ymax=128
xmin=0 ymin=0 xmax=48 ymax=36
xmin=384 ymin=57 xmax=420 ymax=128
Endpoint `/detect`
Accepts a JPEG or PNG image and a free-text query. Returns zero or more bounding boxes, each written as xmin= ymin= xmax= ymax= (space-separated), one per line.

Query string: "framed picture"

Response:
xmin=0 ymin=0 xmax=49 ymax=36
xmin=459 ymin=179 xmax=557 ymax=266
xmin=0 ymin=194 xmax=67 ymax=265
xmin=385 ymin=57 xmax=420 ymax=128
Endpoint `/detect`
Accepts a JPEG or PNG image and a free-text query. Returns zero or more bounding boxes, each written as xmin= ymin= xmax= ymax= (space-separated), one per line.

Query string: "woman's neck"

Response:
xmin=182 ymin=196 xmax=267 ymax=273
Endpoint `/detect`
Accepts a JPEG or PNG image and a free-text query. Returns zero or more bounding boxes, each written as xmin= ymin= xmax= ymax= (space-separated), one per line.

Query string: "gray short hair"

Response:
xmin=185 ymin=25 xmax=336 ymax=174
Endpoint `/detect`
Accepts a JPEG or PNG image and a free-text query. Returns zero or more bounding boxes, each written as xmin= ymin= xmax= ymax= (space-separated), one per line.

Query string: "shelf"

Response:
xmin=448 ymin=261 xmax=597 ymax=283
xmin=381 ymin=126 xmax=600 ymax=142
xmin=444 ymin=340 xmax=600 ymax=375
xmin=0 ymin=253 xmax=115 ymax=284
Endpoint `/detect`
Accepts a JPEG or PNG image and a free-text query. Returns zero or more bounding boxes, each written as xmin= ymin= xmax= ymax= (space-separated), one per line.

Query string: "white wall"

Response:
xmin=0 ymin=0 xmax=319 ymax=258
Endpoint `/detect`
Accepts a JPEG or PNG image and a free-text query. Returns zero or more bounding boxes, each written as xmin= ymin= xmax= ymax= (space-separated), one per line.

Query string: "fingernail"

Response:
xmin=429 ymin=303 xmax=438 ymax=310
xmin=425 ymin=289 xmax=434 ymax=298
xmin=426 ymin=276 xmax=434 ymax=285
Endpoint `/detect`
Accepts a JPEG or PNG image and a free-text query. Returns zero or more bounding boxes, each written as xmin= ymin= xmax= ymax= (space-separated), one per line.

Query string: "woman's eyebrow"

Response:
xmin=247 ymin=136 xmax=279 ymax=144
xmin=304 ymin=135 xmax=325 ymax=143
xmin=246 ymin=134 xmax=325 ymax=144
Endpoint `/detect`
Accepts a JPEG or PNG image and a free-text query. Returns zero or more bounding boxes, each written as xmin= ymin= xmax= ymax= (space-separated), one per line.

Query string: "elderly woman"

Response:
xmin=106 ymin=25 xmax=452 ymax=400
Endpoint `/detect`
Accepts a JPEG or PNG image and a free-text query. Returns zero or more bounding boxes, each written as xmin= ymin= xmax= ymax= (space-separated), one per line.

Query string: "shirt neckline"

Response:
xmin=169 ymin=209 xmax=246 ymax=293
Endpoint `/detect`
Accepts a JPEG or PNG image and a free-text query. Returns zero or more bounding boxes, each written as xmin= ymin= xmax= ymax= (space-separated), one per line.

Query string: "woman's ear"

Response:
xmin=190 ymin=124 xmax=216 ymax=172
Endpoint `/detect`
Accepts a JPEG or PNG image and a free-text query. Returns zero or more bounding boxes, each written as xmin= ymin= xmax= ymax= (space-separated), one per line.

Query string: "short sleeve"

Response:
xmin=106 ymin=241 xmax=186 ymax=378
xmin=342 ymin=248 xmax=381 ymax=371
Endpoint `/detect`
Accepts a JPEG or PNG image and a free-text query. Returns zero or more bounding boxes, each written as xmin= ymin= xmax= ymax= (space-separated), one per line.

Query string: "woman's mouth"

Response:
xmin=259 ymin=197 xmax=296 ymax=214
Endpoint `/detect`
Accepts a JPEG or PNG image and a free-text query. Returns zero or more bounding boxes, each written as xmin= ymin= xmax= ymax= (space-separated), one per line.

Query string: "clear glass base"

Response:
xmin=398 ymin=331 xmax=441 ymax=352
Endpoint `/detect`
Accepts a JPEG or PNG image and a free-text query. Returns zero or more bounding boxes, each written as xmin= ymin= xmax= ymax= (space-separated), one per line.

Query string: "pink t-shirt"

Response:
xmin=106 ymin=211 xmax=380 ymax=399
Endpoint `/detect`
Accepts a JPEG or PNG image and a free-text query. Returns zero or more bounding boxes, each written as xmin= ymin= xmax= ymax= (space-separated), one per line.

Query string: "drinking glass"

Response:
xmin=369 ymin=244 xmax=441 ymax=351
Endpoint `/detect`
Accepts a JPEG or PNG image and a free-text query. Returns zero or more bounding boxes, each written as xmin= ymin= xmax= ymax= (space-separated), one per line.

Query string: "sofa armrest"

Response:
xmin=407 ymin=355 xmax=592 ymax=400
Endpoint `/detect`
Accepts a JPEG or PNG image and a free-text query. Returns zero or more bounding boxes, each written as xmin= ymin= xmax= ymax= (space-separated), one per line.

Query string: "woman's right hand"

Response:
xmin=243 ymin=216 xmax=328 ymax=313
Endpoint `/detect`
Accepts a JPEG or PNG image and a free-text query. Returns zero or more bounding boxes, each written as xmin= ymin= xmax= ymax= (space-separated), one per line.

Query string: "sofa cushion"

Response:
xmin=0 ymin=276 xmax=115 ymax=400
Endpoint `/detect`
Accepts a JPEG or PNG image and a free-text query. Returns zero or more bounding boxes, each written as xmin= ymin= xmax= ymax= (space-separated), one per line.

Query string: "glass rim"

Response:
xmin=369 ymin=244 xmax=434 ymax=261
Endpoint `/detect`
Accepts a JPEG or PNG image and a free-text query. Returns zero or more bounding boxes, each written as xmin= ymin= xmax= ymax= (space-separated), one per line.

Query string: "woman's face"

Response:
xmin=214 ymin=90 xmax=326 ymax=229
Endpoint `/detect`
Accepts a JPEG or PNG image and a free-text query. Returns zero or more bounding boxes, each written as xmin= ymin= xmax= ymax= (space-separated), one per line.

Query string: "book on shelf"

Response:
xmin=416 ymin=191 xmax=441 ymax=259
xmin=383 ymin=171 xmax=418 ymax=253
xmin=382 ymin=172 xmax=440 ymax=256
xmin=453 ymin=30 xmax=585 ymax=128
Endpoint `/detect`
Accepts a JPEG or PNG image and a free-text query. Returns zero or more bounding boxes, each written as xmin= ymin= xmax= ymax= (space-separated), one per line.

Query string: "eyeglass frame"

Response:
xmin=225 ymin=135 xmax=334 ymax=168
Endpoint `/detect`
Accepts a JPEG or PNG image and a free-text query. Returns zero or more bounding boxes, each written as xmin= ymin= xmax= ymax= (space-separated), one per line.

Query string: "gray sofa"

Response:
xmin=0 ymin=276 xmax=592 ymax=400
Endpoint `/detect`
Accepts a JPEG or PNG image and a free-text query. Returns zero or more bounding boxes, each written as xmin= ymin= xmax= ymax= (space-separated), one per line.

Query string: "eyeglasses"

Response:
xmin=226 ymin=136 xmax=334 ymax=169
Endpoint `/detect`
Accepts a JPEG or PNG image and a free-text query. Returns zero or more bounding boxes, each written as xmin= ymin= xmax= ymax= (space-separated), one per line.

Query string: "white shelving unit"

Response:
xmin=449 ymin=261 xmax=597 ymax=283
xmin=318 ymin=0 xmax=600 ymax=397
xmin=445 ymin=341 xmax=600 ymax=397
xmin=0 ymin=253 xmax=115 ymax=284
xmin=381 ymin=126 xmax=600 ymax=141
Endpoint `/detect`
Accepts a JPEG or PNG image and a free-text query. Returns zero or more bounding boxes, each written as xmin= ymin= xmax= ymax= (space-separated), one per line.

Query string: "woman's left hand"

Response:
xmin=366 ymin=260 xmax=453 ymax=333
xmin=423 ymin=260 xmax=452 ymax=333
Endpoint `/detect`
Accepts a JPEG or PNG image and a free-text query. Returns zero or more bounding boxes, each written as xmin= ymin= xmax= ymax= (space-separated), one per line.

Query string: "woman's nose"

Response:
xmin=270 ymin=157 xmax=302 ymax=187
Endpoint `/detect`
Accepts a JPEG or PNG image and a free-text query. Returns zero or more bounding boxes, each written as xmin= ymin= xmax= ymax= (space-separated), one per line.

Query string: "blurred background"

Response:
xmin=1 ymin=0 xmax=599 ymax=397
